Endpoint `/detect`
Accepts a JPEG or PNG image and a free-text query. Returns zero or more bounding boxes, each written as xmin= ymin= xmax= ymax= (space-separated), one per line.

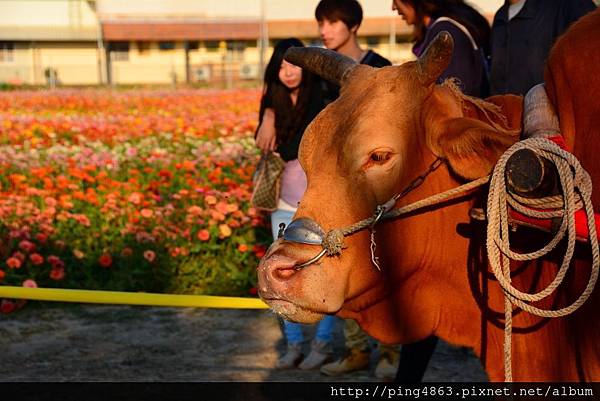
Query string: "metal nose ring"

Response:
xmin=279 ymin=218 xmax=328 ymax=270
xmin=282 ymin=218 xmax=325 ymax=245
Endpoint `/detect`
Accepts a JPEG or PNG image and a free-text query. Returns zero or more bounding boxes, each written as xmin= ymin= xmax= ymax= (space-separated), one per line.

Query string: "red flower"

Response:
xmin=237 ymin=244 xmax=248 ymax=253
xmin=0 ymin=270 xmax=5 ymax=281
xmin=29 ymin=253 xmax=44 ymax=265
xmin=47 ymin=255 xmax=63 ymax=268
xmin=248 ymin=287 xmax=258 ymax=296
xmin=1 ymin=300 xmax=16 ymax=314
xmin=49 ymin=267 xmax=65 ymax=281
xmin=252 ymin=245 xmax=266 ymax=259
xmin=98 ymin=253 xmax=113 ymax=268
xmin=36 ymin=233 xmax=48 ymax=243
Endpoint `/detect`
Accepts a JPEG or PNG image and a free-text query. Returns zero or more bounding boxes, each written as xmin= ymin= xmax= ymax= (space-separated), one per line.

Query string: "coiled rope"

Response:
xmin=486 ymin=137 xmax=600 ymax=381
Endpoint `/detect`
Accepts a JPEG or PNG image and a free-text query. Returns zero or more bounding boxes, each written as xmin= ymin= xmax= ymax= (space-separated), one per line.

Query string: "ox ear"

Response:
xmin=433 ymin=117 xmax=520 ymax=180
xmin=418 ymin=31 xmax=454 ymax=87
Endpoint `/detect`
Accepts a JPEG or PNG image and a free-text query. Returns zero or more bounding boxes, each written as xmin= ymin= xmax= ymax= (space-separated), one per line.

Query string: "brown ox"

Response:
xmin=258 ymin=9 xmax=600 ymax=382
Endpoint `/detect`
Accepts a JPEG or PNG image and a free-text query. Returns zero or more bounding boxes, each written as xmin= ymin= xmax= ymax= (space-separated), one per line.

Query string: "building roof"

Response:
xmin=101 ymin=17 xmax=412 ymax=41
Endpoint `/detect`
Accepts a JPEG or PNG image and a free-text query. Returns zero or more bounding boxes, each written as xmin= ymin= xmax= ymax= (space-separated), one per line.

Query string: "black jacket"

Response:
xmin=489 ymin=0 xmax=596 ymax=96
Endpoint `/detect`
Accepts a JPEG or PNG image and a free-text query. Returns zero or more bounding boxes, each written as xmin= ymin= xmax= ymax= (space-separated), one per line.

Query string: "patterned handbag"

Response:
xmin=251 ymin=151 xmax=286 ymax=212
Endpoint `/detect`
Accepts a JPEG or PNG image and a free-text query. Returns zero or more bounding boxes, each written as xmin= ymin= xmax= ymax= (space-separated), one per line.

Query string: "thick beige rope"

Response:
xmin=486 ymin=137 xmax=600 ymax=382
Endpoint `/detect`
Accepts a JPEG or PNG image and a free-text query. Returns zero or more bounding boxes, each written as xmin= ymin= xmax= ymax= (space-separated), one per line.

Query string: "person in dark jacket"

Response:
xmin=393 ymin=0 xmax=491 ymax=98
xmin=489 ymin=0 xmax=596 ymax=96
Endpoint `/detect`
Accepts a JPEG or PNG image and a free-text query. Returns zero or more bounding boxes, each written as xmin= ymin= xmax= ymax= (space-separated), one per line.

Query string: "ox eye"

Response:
xmin=369 ymin=151 xmax=392 ymax=164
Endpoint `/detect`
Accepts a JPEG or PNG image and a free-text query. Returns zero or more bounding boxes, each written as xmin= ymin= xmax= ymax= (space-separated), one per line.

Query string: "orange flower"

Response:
xmin=197 ymin=229 xmax=210 ymax=241
xmin=0 ymin=270 xmax=5 ymax=281
xmin=237 ymin=244 xmax=248 ymax=252
xmin=187 ymin=205 xmax=202 ymax=215
xmin=73 ymin=249 xmax=85 ymax=259
xmin=204 ymin=195 xmax=217 ymax=205
xmin=215 ymin=202 xmax=229 ymax=214
xmin=6 ymin=257 xmax=21 ymax=269
xmin=218 ymin=224 xmax=232 ymax=238
xmin=98 ymin=253 xmax=113 ymax=268
xmin=121 ymin=248 xmax=133 ymax=257
xmin=182 ymin=160 xmax=195 ymax=171
xmin=140 ymin=208 xmax=153 ymax=218
xmin=226 ymin=203 xmax=239 ymax=213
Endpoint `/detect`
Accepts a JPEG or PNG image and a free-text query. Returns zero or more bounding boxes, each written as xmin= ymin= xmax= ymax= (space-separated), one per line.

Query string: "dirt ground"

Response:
xmin=0 ymin=304 xmax=488 ymax=382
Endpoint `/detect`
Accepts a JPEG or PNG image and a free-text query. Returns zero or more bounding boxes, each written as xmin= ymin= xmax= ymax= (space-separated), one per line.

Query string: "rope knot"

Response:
xmin=323 ymin=229 xmax=345 ymax=256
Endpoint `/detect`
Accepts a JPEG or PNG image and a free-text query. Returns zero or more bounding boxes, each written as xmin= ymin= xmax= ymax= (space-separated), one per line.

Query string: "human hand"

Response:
xmin=256 ymin=108 xmax=276 ymax=151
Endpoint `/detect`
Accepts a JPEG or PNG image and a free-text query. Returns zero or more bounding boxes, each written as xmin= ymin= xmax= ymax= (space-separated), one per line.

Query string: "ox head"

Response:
xmin=258 ymin=32 xmax=521 ymax=342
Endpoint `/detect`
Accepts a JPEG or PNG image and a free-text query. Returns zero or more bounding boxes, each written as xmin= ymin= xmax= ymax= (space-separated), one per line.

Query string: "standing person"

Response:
xmin=389 ymin=0 xmax=491 ymax=383
xmin=314 ymin=0 xmax=401 ymax=381
xmin=255 ymin=38 xmax=336 ymax=370
xmin=489 ymin=0 xmax=596 ymax=96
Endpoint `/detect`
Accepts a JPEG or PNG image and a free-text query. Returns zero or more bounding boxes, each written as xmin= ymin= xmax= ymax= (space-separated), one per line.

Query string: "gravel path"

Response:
xmin=0 ymin=304 xmax=488 ymax=382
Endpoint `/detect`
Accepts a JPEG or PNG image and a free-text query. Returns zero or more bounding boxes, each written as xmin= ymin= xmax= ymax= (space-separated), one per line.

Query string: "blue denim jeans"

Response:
xmin=271 ymin=208 xmax=336 ymax=344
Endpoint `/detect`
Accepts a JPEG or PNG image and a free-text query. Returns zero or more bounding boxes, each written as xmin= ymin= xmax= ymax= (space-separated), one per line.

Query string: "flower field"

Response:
xmin=0 ymin=89 xmax=269 ymax=312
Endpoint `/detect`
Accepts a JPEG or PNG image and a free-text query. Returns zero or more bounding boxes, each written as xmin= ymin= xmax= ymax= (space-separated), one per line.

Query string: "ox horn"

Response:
xmin=284 ymin=47 xmax=357 ymax=87
xmin=417 ymin=31 xmax=454 ymax=87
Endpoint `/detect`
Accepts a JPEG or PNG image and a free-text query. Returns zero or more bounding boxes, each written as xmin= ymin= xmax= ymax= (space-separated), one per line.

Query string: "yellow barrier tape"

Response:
xmin=0 ymin=286 xmax=268 ymax=309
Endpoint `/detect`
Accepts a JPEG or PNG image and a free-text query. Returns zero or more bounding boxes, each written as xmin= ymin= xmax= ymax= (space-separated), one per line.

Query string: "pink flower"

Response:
xmin=18 ymin=240 xmax=35 ymax=253
xmin=143 ymin=250 xmax=156 ymax=262
xmin=140 ymin=208 xmax=153 ymax=218
xmin=23 ymin=279 xmax=38 ymax=288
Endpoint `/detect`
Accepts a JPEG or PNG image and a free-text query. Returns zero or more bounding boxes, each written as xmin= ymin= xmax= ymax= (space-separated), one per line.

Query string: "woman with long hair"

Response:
xmin=255 ymin=38 xmax=336 ymax=370
xmin=392 ymin=0 xmax=491 ymax=97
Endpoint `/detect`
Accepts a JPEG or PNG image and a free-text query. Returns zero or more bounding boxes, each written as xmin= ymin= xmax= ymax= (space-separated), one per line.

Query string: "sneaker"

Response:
xmin=374 ymin=350 xmax=400 ymax=380
xmin=275 ymin=342 xmax=303 ymax=369
xmin=298 ymin=340 xmax=333 ymax=370
xmin=320 ymin=348 xmax=370 ymax=376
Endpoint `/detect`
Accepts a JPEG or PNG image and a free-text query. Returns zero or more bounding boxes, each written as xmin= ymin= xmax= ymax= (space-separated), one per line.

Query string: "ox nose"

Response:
xmin=260 ymin=217 xmax=327 ymax=291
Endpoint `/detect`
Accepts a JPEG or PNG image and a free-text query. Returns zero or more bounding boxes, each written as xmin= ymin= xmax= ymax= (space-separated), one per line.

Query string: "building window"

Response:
xmin=186 ymin=41 xmax=199 ymax=50
xmin=366 ymin=36 xmax=380 ymax=47
xmin=137 ymin=41 xmax=150 ymax=55
xmin=204 ymin=41 xmax=220 ymax=52
xmin=109 ymin=41 xmax=129 ymax=61
xmin=0 ymin=42 xmax=15 ymax=62
xmin=159 ymin=41 xmax=175 ymax=51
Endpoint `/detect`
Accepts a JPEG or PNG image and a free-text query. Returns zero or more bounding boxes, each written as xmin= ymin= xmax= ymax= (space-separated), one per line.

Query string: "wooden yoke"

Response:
xmin=505 ymin=84 xmax=561 ymax=198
